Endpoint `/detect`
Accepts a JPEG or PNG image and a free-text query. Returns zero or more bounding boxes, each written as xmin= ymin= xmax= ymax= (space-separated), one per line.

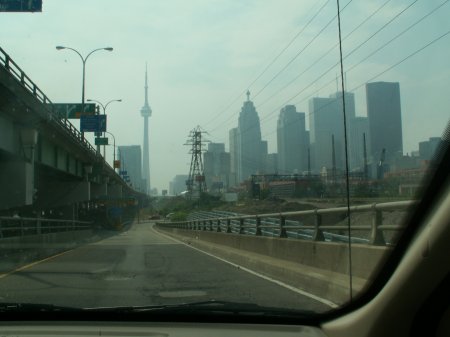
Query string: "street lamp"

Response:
xmin=55 ymin=46 xmax=113 ymax=141
xmin=87 ymin=99 xmax=121 ymax=157
xmin=87 ymin=98 xmax=122 ymax=115
xmin=104 ymin=131 xmax=117 ymax=171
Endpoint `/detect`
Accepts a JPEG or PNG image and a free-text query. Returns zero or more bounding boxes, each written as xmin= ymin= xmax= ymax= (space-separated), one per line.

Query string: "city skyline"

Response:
xmin=2 ymin=0 xmax=448 ymax=192
xmin=189 ymin=81 xmax=440 ymax=190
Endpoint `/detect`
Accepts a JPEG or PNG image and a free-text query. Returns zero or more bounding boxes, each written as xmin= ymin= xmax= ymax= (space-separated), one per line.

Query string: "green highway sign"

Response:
xmin=0 ymin=0 xmax=42 ymax=12
xmin=95 ymin=137 xmax=109 ymax=145
xmin=49 ymin=103 xmax=96 ymax=119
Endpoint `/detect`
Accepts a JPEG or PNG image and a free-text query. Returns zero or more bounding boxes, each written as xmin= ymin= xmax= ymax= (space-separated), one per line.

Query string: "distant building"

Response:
xmin=229 ymin=128 xmax=239 ymax=187
xmin=203 ymin=143 xmax=230 ymax=192
xmin=277 ymin=105 xmax=308 ymax=174
xmin=348 ymin=116 xmax=370 ymax=171
xmin=329 ymin=91 xmax=356 ymax=122
xmin=309 ymin=96 xmax=344 ymax=173
xmin=118 ymin=145 xmax=143 ymax=192
xmin=237 ymin=91 xmax=265 ymax=182
xmin=169 ymin=174 xmax=189 ymax=195
xmin=260 ymin=140 xmax=268 ymax=173
xmin=419 ymin=137 xmax=442 ymax=161
xmin=366 ymin=82 xmax=403 ymax=166
xmin=266 ymin=153 xmax=278 ymax=174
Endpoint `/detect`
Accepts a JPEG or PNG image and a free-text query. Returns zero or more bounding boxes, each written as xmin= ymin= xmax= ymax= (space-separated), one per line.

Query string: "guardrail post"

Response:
xmin=226 ymin=219 xmax=231 ymax=233
xmin=312 ymin=210 xmax=324 ymax=241
xmin=370 ymin=207 xmax=386 ymax=245
xmin=279 ymin=215 xmax=287 ymax=238
xmin=202 ymin=220 xmax=207 ymax=231
xmin=20 ymin=219 xmax=24 ymax=236
xmin=209 ymin=220 xmax=213 ymax=231
xmin=216 ymin=219 xmax=221 ymax=232
xmin=5 ymin=55 xmax=10 ymax=70
xmin=255 ymin=216 xmax=262 ymax=236
xmin=239 ymin=218 xmax=245 ymax=234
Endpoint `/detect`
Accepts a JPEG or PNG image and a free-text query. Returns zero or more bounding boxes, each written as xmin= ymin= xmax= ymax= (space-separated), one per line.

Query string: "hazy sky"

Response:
xmin=1 ymin=0 xmax=449 ymax=192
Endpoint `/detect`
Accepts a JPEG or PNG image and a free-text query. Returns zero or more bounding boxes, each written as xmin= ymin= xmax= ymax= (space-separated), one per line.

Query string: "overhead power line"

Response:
xmin=203 ymin=0 xmax=331 ymax=130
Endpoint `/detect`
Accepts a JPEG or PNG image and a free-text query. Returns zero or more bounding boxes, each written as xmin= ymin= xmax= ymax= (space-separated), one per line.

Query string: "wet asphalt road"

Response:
xmin=0 ymin=222 xmax=329 ymax=312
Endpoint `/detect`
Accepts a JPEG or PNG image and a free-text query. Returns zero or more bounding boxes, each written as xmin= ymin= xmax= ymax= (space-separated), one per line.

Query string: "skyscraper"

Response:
xmin=140 ymin=65 xmax=152 ymax=194
xmin=277 ymin=105 xmax=308 ymax=174
xmin=237 ymin=91 xmax=264 ymax=182
xmin=118 ymin=145 xmax=143 ymax=192
xmin=309 ymin=97 xmax=343 ymax=172
xmin=203 ymin=143 xmax=230 ymax=192
xmin=229 ymin=127 xmax=239 ymax=186
xmin=366 ymin=81 xmax=403 ymax=165
xmin=348 ymin=116 xmax=370 ymax=171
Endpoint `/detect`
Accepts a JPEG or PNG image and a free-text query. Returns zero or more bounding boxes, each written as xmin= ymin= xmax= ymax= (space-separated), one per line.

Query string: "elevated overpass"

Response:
xmin=0 ymin=46 xmax=147 ymax=220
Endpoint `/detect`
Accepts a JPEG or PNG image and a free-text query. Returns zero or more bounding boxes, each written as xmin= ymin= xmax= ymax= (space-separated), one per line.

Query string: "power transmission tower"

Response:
xmin=184 ymin=126 xmax=209 ymax=199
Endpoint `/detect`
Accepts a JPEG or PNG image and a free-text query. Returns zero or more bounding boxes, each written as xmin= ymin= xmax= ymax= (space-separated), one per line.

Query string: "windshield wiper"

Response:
xmin=82 ymin=300 xmax=316 ymax=317
xmin=0 ymin=300 xmax=320 ymax=323
xmin=0 ymin=302 xmax=80 ymax=313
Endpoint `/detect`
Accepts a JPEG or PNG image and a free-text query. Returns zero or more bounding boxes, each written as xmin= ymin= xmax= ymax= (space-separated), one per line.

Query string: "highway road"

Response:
xmin=0 ymin=222 xmax=329 ymax=312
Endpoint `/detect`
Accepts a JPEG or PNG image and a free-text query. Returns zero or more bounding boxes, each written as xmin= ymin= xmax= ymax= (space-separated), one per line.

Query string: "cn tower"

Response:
xmin=141 ymin=64 xmax=151 ymax=194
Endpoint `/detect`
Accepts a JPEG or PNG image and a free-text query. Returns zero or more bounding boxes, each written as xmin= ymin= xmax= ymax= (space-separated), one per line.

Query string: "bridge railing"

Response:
xmin=157 ymin=200 xmax=417 ymax=246
xmin=0 ymin=216 xmax=94 ymax=239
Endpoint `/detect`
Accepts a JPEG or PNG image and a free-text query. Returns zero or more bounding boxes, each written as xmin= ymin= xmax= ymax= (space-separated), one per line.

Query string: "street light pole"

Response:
xmin=56 ymin=46 xmax=113 ymax=143
xmin=104 ymin=131 xmax=116 ymax=170
xmin=87 ymin=99 xmax=121 ymax=157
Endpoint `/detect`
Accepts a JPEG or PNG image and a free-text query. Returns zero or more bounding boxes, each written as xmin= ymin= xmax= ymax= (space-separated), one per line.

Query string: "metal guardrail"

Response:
xmin=157 ymin=200 xmax=418 ymax=246
xmin=0 ymin=216 xmax=93 ymax=239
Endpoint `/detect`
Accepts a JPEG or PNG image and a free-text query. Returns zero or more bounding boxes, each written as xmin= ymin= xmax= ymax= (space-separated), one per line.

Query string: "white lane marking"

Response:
xmin=151 ymin=226 xmax=338 ymax=308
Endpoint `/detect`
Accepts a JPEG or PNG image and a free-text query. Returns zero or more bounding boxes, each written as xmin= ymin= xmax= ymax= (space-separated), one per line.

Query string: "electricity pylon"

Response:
xmin=184 ymin=126 xmax=209 ymax=199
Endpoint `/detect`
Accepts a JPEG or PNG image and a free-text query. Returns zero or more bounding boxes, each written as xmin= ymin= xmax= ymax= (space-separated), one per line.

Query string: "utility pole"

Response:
xmin=184 ymin=126 xmax=209 ymax=199
xmin=332 ymin=134 xmax=337 ymax=185
xmin=307 ymin=147 xmax=311 ymax=176
xmin=363 ymin=132 xmax=368 ymax=180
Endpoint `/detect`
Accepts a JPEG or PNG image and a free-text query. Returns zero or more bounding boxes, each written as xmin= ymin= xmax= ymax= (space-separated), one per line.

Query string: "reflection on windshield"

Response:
xmin=0 ymin=0 xmax=449 ymax=315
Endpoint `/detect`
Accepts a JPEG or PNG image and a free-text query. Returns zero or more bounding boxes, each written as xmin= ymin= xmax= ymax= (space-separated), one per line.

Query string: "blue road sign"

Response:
xmin=80 ymin=115 xmax=107 ymax=132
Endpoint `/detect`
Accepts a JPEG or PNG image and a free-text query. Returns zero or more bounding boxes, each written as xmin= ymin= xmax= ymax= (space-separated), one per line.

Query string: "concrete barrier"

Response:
xmin=156 ymin=225 xmax=392 ymax=305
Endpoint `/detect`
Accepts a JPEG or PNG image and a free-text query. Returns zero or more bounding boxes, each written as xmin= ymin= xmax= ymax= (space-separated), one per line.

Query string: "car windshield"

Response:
xmin=0 ymin=0 xmax=449 ymax=318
